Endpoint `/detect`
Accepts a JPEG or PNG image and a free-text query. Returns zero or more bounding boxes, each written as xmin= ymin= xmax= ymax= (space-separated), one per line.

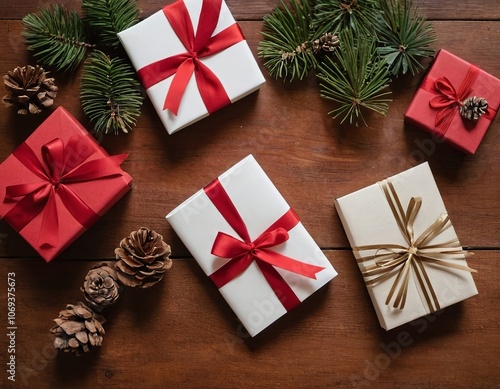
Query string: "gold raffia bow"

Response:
xmin=353 ymin=179 xmax=477 ymax=313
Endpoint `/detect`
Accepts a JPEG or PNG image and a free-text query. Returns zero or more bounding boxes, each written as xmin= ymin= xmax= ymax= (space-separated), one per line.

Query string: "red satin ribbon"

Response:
xmin=3 ymin=137 xmax=127 ymax=248
xmin=204 ymin=178 xmax=325 ymax=311
xmin=421 ymin=65 xmax=495 ymax=134
xmin=137 ymin=0 xmax=245 ymax=115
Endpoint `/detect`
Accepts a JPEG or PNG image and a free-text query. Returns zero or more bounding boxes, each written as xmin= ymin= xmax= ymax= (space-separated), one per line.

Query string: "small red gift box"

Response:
xmin=0 ymin=107 xmax=132 ymax=262
xmin=405 ymin=49 xmax=500 ymax=154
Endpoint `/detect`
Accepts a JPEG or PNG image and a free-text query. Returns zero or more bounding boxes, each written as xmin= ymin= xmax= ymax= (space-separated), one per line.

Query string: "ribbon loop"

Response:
xmin=137 ymin=0 xmax=245 ymax=116
xmin=204 ymin=178 xmax=325 ymax=312
xmin=430 ymin=77 xmax=460 ymax=105
xmin=423 ymin=65 xmax=481 ymax=132
xmin=354 ymin=178 xmax=476 ymax=313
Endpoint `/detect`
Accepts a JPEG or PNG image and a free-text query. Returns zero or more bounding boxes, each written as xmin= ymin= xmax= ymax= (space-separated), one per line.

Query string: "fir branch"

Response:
xmin=80 ymin=51 xmax=143 ymax=134
xmin=258 ymin=0 xmax=318 ymax=81
xmin=82 ymin=0 xmax=139 ymax=49
xmin=377 ymin=0 xmax=436 ymax=76
xmin=317 ymin=29 xmax=392 ymax=126
xmin=312 ymin=0 xmax=383 ymax=38
xmin=22 ymin=5 xmax=92 ymax=71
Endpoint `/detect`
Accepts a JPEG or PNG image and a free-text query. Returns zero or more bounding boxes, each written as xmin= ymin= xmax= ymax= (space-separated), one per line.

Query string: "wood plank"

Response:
xmin=0 ymin=0 xmax=499 ymax=21
xmin=0 ymin=250 xmax=497 ymax=388
xmin=0 ymin=20 xmax=499 ymax=260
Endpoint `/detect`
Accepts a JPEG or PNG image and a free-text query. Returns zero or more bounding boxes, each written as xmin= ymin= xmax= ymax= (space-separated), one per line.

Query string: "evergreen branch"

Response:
xmin=317 ymin=29 xmax=392 ymax=126
xmin=377 ymin=0 xmax=436 ymax=76
xmin=22 ymin=5 xmax=92 ymax=71
xmin=258 ymin=0 xmax=318 ymax=81
xmin=312 ymin=0 xmax=383 ymax=38
xmin=80 ymin=51 xmax=143 ymax=134
xmin=82 ymin=0 xmax=139 ymax=49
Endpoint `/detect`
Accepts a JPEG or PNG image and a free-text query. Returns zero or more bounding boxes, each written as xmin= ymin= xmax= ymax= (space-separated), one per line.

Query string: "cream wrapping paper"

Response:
xmin=335 ymin=162 xmax=477 ymax=330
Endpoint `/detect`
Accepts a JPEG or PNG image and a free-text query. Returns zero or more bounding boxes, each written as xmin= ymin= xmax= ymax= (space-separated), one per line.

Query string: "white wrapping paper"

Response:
xmin=335 ymin=162 xmax=478 ymax=330
xmin=166 ymin=155 xmax=337 ymax=336
xmin=118 ymin=0 xmax=265 ymax=134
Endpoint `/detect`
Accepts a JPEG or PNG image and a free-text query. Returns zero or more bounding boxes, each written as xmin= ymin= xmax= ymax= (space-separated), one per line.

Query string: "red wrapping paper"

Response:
xmin=405 ymin=49 xmax=500 ymax=154
xmin=0 ymin=107 xmax=132 ymax=262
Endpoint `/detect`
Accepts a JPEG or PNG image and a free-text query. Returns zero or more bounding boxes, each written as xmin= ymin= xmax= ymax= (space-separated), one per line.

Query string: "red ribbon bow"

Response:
xmin=204 ymin=179 xmax=325 ymax=311
xmin=427 ymin=65 xmax=480 ymax=132
xmin=137 ymin=0 xmax=245 ymax=115
xmin=3 ymin=137 xmax=127 ymax=248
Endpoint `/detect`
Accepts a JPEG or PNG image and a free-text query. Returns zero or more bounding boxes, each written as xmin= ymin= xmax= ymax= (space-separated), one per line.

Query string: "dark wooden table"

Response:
xmin=0 ymin=1 xmax=499 ymax=388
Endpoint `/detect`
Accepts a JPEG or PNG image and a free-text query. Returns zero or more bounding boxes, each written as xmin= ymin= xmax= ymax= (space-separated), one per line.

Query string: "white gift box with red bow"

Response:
xmin=166 ymin=155 xmax=337 ymax=336
xmin=118 ymin=0 xmax=265 ymax=134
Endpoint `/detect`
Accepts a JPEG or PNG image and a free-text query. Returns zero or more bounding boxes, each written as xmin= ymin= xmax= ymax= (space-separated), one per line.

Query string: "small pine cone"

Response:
xmin=459 ymin=96 xmax=488 ymax=121
xmin=50 ymin=302 xmax=105 ymax=356
xmin=115 ymin=227 xmax=172 ymax=288
xmin=312 ymin=33 xmax=340 ymax=55
xmin=81 ymin=263 xmax=122 ymax=312
xmin=340 ymin=0 xmax=359 ymax=12
xmin=3 ymin=65 xmax=58 ymax=115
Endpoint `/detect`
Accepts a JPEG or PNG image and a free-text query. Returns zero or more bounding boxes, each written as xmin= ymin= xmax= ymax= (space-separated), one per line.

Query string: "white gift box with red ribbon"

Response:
xmin=118 ymin=0 xmax=265 ymax=134
xmin=166 ymin=155 xmax=337 ymax=336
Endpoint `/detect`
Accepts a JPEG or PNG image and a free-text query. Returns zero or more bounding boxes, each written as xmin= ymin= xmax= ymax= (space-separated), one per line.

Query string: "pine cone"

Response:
xmin=115 ymin=227 xmax=172 ymax=288
xmin=313 ymin=33 xmax=340 ymax=55
xmin=460 ymin=96 xmax=488 ymax=121
xmin=3 ymin=65 xmax=58 ymax=115
xmin=340 ymin=0 xmax=359 ymax=12
xmin=50 ymin=302 xmax=105 ymax=356
xmin=81 ymin=263 xmax=122 ymax=312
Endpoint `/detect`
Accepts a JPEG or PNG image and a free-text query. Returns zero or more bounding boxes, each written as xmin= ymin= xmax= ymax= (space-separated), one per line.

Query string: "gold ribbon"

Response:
xmin=353 ymin=179 xmax=477 ymax=313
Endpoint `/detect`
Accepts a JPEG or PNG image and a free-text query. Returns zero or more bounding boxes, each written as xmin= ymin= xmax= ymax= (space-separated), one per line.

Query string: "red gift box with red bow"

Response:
xmin=405 ymin=49 xmax=500 ymax=154
xmin=0 ymin=107 xmax=132 ymax=262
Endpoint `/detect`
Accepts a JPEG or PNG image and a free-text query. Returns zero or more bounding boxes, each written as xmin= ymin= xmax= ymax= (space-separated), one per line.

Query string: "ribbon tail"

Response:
xmin=3 ymin=185 xmax=51 ymax=234
xmin=256 ymin=261 xmax=301 ymax=311
xmin=195 ymin=62 xmax=231 ymax=114
xmin=164 ymin=59 xmax=196 ymax=115
xmin=387 ymin=256 xmax=412 ymax=309
xmin=38 ymin=190 xmax=58 ymax=248
xmin=257 ymin=249 xmax=325 ymax=279
xmin=412 ymin=259 xmax=440 ymax=313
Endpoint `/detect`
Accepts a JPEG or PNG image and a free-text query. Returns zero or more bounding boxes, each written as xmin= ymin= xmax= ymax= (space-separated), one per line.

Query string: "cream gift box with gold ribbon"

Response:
xmin=334 ymin=162 xmax=478 ymax=330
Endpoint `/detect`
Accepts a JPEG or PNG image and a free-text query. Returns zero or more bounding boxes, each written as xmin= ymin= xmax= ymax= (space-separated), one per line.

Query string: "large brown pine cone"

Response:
xmin=114 ymin=227 xmax=172 ymax=288
xmin=81 ymin=263 xmax=122 ymax=312
xmin=3 ymin=65 xmax=58 ymax=114
xmin=50 ymin=302 xmax=105 ymax=356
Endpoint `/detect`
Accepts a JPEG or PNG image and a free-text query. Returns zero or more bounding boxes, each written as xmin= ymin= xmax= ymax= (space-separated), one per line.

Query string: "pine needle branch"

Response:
xmin=22 ymin=5 xmax=93 ymax=71
xmin=377 ymin=0 xmax=436 ymax=76
xmin=80 ymin=51 xmax=143 ymax=134
xmin=313 ymin=0 xmax=383 ymax=37
xmin=258 ymin=0 xmax=318 ymax=81
xmin=82 ymin=0 xmax=139 ymax=49
xmin=317 ymin=29 xmax=392 ymax=126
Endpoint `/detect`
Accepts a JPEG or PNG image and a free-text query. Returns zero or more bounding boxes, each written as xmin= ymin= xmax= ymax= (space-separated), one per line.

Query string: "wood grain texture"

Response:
xmin=0 ymin=0 xmax=499 ymax=388
xmin=0 ymin=252 xmax=498 ymax=388
xmin=0 ymin=0 xmax=499 ymax=21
